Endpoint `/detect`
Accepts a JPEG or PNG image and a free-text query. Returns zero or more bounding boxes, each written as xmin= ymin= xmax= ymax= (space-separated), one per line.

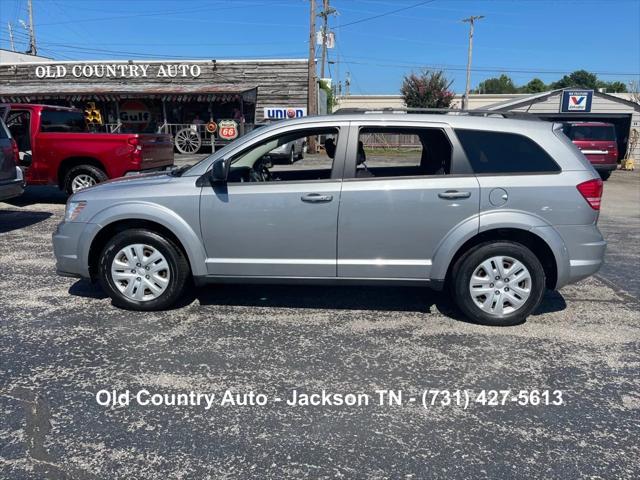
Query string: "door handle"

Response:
xmin=438 ymin=190 xmax=471 ymax=200
xmin=301 ymin=193 xmax=333 ymax=203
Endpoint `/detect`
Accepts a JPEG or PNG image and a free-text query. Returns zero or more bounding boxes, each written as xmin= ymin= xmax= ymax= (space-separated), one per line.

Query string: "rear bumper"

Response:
xmin=0 ymin=168 xmax=25 ymax=201
xmin=592 ymin=163 xmax=617 ymax=172
xmin=124 ymin=165 xmax=172 ymax=177
xmin=554 ymin=224 xmax=606 ymax=287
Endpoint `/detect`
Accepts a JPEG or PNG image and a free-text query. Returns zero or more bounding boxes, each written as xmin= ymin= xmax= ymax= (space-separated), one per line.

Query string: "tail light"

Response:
xmin=577 ymin=178 xmax=603 ymax=210
xmin=128 ymin=136 xmax=143 ymax=163
xmin=10 ymin=138 xmax=19 ymax=164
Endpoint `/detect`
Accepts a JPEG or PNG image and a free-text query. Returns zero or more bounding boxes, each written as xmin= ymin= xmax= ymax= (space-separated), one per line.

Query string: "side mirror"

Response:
xmin=20 ymin=152 xmax=32 ymax=167
xmin=210 ymin=158 xmax=227 ymax=183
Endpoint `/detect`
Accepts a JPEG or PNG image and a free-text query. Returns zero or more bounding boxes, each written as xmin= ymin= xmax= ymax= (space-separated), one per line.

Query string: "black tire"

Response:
xmin=98 ymin=229 xmax=189 ymax=311
xmin=451 ymin=241 xmax=546 ymax=326
xmin=287 ymin=147 xmax=295 ymax=164
xmin=599 ymin=171 xmax=611 ymax=181
xmin=64 ymin=164 xmax=108 ymax=195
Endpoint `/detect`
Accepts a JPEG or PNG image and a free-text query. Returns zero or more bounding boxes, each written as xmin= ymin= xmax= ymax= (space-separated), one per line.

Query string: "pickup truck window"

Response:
xmin=40 ymin=110 xmax=86 ymax=133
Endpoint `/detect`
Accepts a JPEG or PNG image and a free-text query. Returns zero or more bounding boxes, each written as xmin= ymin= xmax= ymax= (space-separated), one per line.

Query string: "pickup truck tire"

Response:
xmin=451 ymin=241 xmax=546 ymax=327
xmin=64 ymin=164 xmax=108 ymax=195
xmin=98 ymin=229 xmax=189 ymax=311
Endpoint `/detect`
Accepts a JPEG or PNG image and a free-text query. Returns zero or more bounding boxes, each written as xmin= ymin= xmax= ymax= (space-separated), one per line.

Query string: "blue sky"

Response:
xmin=1 ymin=0 xmax=639 ymax=94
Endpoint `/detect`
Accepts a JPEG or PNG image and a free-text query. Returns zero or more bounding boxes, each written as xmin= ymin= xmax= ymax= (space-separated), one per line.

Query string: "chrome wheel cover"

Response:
xmin=469 ymin=255 xmax=532 ymax=316
xmin=110 ymin=244 xmax=170 ymax=302
xmin=71 ymin=174 xmax=97 ymax=192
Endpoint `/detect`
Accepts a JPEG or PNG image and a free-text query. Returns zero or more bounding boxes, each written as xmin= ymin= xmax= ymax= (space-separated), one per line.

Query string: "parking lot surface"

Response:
xmin=1 ymin=164 xmax=639 ymax=479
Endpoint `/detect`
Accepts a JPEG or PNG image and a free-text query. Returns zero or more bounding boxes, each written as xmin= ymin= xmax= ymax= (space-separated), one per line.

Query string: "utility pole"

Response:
xmin=462 ymin=15 xmax=483 ymax=110
xmin=307 ymin=0 xmax=317 ymax=150
xmin=318 ymin=0 xmax=336 ymax=79
xmin=27 ymin=0 xmax=37 ymax=55
xmin=7 ymin=23 xmax=15 ymax=51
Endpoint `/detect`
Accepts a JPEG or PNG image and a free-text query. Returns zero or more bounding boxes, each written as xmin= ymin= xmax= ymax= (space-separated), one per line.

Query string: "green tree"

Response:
xmin=400 ymin=70 xmax=454 ymax=109
xmin=596 ymin=80 xmax=627 ymax=93
xmin=551 ymin=70 xmax=599 ymax=89
xmin=519 ymin=78 xmax=547 ymax=93
xmin=475 ymin=74 xmax=517 ymax=94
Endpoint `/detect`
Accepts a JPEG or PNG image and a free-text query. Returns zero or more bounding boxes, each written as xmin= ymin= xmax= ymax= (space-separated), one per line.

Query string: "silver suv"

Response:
xmin=53 ymin=113 xmax=606 ymax=326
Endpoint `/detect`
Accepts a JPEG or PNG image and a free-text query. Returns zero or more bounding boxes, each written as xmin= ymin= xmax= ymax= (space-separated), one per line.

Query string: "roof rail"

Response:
xmin=332 ymin=107 xmax=540 ymax=120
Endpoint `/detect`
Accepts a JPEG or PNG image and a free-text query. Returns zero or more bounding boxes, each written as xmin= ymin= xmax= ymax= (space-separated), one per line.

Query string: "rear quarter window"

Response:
xmin=455 ymin=129 xmax=560 ymax=174
xmin=40 ymin=110 xmax=86 ymax=133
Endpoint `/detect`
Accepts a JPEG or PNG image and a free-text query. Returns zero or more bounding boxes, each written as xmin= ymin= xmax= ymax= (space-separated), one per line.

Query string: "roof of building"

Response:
xmin=0 ymin=49 xmax=52 ymax=64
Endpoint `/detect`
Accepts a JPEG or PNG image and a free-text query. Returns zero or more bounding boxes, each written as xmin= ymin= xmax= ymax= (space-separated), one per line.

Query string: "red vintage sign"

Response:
xmin=218 ymin=120 xmax=238 ymax=140
xmin=206 ymin=121 xmax=217 ymax=134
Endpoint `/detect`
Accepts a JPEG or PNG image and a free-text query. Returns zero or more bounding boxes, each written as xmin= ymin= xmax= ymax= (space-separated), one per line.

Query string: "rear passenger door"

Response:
xmin=337 ymin=121 xmax=480 ymax=279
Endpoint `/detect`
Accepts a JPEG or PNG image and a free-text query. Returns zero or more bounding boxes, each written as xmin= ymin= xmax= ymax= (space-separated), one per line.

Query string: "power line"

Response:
xmin=336 ymin=0 xmax=437 ymax=28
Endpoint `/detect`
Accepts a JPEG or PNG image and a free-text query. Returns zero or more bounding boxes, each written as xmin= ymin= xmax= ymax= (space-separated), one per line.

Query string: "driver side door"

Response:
xmin=199 ymin=122 xmax=346 ymax=278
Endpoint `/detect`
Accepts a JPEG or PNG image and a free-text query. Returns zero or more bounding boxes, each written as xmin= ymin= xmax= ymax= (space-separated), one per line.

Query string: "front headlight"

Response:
xmin=65 ymin=201 xmax=87 ymax=222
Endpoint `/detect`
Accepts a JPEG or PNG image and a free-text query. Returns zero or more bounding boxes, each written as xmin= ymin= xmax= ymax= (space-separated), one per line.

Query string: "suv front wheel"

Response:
xmin=451 ymin=241 xmax=546 ymax=326
xmin=98 ymin=229 xmax=189 ymax=310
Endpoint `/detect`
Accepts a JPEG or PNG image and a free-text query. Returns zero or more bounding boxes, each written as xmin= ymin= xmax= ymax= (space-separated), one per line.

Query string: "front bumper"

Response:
xmin=52 ymin=221 xmax=97 ymax=279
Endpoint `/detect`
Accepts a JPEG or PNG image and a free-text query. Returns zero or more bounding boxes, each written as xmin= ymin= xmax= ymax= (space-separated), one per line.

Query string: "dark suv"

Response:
xmin=0 ymin=113 xmax=24 ymax=201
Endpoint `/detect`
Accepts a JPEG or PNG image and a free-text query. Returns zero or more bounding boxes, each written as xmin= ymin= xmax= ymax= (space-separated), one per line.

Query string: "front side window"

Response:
xmin=40 ymin=110 xmax=86 ymax=133
xmin=352 ymin=127 xmax=452 ymax=179
xmin=455 ymin=129 xmax=560 ymax=174
xmin=227 ymin=127 xmax=339 ymax=183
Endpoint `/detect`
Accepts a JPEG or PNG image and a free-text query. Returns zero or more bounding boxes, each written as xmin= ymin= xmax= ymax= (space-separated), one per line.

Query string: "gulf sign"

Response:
xmin=119 ymin=100 xmax=150 ymax=129
xmin=561 ymin=89 xmax=593 ymax=113
xmin=264 ymin=107 xmax=307 ymax=120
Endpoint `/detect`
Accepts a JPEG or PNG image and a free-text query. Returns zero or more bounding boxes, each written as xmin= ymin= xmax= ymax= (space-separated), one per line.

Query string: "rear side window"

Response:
xmin=40 ymin=110 xmax=86 ymax=133
xmin=455 ymin=129 xmax=560 ymax=174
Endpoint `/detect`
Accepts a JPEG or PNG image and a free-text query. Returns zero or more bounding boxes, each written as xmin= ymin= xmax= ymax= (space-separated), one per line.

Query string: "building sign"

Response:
xmin=34 ymin=63 xmax=202 ymax=79
xmin=218 ymin=120 xmax=238 ymax=140
xmin=120 ymin=100 xmax=150 ymax=130
xmin=561 ymin=89 xmax=593 ymax=113
xmin=264 ymin=107 xmax=307 ymax=120
xmin=206 ymin=121 xmax=218 ymax=134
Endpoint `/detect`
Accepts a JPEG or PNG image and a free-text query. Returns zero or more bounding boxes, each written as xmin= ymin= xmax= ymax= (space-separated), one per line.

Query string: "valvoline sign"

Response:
xmin=561 ymin=89 xmax=593 ymax=113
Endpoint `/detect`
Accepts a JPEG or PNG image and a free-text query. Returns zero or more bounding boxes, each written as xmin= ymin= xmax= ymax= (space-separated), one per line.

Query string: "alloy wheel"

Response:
xmin=71 ymin=174 xmax=97 ymax=192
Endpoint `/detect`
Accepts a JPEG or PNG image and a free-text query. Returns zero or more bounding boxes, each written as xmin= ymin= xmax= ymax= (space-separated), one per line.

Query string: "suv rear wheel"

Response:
xmin=98 ymin=229 xmax=189 ymax=310
xmin=451 ymin=241 xmax=546 ymax=326
xmin=64 ymin=164 xmax=108 ymax=195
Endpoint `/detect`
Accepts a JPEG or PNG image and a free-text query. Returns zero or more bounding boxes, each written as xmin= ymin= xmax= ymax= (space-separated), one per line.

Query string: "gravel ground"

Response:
xmin=0 ymin=166 xmax=638 ymax=479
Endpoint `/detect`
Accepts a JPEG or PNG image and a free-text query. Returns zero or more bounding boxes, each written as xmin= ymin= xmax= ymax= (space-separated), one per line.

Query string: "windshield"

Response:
xmin=563 ymin=125 xmax=616 ymax=141
xmin=181 ymin=124 xmax=271 ymax=176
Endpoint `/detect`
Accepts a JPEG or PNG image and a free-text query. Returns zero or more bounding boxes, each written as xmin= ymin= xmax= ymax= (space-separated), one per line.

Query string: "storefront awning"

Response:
xmin=0 ymin=84 xmax=258 ymax=103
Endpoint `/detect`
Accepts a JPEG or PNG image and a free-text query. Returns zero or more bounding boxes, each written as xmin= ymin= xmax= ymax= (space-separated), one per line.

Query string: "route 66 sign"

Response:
xmin=218 ymin=120 xmax=238 ymax=140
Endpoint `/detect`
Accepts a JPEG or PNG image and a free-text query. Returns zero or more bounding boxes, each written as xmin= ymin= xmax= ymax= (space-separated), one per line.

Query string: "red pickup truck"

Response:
xmin=1 ymin=104 xmax=174 ymax=194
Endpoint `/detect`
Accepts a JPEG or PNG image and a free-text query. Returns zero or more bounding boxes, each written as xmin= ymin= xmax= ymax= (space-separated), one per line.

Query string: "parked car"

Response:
xmin=2 ymin=104 xmax=174 ymax=194
xmin=562 ymin=121 xmax=618 ymax=180
xmin=0 ymin=112 xmax=24 ymax=202
xmin=266 ymin=136 xmax=305 ymax=163
xmin=53 ymin=113 xmax=606 ymax=326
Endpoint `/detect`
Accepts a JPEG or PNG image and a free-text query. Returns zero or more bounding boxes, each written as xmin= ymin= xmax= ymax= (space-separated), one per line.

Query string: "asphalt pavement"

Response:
xmin=0 ymin=165 xmax=638 ymax=479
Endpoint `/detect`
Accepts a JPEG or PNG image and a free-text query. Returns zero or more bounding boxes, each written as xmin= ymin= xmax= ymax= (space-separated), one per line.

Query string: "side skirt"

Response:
xmin=193 ymin=275 xmax=445 ymax=290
